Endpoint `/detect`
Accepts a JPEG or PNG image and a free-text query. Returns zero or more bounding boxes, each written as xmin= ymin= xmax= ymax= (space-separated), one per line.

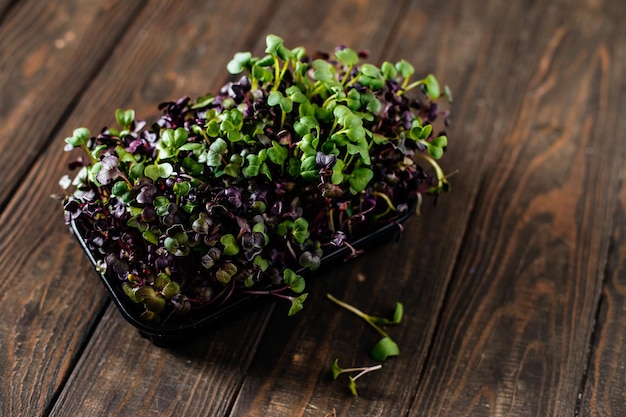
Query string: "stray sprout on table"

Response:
xmin=327 ymin=293 xmax=404 ymax=395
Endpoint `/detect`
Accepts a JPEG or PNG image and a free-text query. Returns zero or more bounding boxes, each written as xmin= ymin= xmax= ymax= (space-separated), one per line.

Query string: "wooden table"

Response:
xmin=2 ymin=0 xmax=625 ymax=415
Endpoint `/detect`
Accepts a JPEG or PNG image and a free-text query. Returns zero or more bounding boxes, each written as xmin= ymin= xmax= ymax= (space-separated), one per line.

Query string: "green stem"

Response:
xmin=338 ymin=364 xmax=382 ymax=376
xmin=343 ymin=153 xmax=355 ymax=170
xmin=341 ymin=64 xmax=354 ymax=86
xmin=322 ymin=93 xmax=337 ymax=108
xmin=413 ymin=153 xmax=448 ymax=193
xmin=345 ymin=74 xmax=360 ymax=88
xmin=82 ymin=144 xmax=98 ymax=164
xmin=404 ymin=80 xmax=424 ymax=92
xmin=271 ymin=56 xmax=282 ymax=92
xmin=278 ymin=59 xmax=290 ymax=83
xmin=400 ymin=74 xmax=412 ymax=91
xmin=352 ymin=364 xmax=382 ymax=380
xmin=326 ymin=294 xmax=390 ymax=338
xmin=372 ymin=191 xmax=397 ymax=220
xmin=309 ymin=82 xmax=327 ymax=98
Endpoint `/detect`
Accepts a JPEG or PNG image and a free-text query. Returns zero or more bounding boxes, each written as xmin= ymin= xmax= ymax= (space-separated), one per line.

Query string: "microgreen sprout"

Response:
xmin=327 ymin=293 xmax=403 ymax=361
xmin=62 ymin=34 xmax=451 ymax=326
xmin=331 ymin=359 xmax=383 ymax=397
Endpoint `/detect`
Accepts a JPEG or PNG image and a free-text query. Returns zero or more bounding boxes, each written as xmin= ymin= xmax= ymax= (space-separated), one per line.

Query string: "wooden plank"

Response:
xmin=409 ymin=1 xmax=626 ymax=416
xmin=580 ymin=97 xmax=626 ymax=415
xmin=0 ymin=1 xmax=147 ymax=416
xmin=26 ymin=0 xmax=276 ymax=416
xmin=46 ymin=0 xmax=412 ymax=414
xmin=49 ymin=305 xmax=275 ymax=416
xmin=0 ymin=0 xmax=146 ymax=208
xmin=0 ymin=0 xmax=15 ymax=20
xmin=578 ymin=9 xmax=626 ymax=415
xmin=227 ymin=0 xmax=567 ymax=415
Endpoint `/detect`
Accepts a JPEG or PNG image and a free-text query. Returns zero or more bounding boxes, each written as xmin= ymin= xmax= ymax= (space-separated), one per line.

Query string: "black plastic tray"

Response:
xmin=71 ymin=208 xmax=414 ymax=346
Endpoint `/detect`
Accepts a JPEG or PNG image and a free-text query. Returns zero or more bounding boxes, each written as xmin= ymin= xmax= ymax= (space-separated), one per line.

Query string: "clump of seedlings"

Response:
xmin=61 ymin=34 xmax=451 ymax=325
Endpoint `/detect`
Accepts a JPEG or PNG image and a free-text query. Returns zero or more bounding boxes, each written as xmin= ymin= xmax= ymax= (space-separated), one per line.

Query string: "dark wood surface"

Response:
xmin=1 ymin=0 xmax=625 ymax=416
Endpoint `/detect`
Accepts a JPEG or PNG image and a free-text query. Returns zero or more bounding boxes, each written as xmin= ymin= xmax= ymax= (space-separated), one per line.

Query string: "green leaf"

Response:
xmin=283 ymin=268 xmax=305 ymax=293
xmin=291 ymin=46 xmax=306 ymax=60
xmin=182 ymin=157 xmax=204 ymax=175
xmin=161 ymin=281 xmax=181 ymax=299
xmin=298 ymin=134 xmax=318 ymax=156
xmin=286 ymin=85 xmax=308 ymax=103
xmin=349 ymin=166 xmax=374 ymax=193
xmin=111 ymin=180 xmax=129 ymax=197
xmin=381 ymin=61 xmax=397 ymax=80
xmin=65 ymin=127 xmax=91 ymax=147
xmin=206 ymin=120 xmax=220 ymax=137
xmin=335 ymin=48 xmax=358 ymax=66
xmin=220 ymin=234 xmax=240 ymax=256
xmin=161 ymin=128 xmax=175 ymax=148
xmin=331 ymin=359 xmax=343 ymax=380
xmin=279 ymin=96 xmax=293 ymax=113
xmin=372 ymin=133 xmax=388 ymax=145
xmin=164 ymin=235 xmax=189 ymax=257
xmin=312 ymin=59 xmax=334 ymax=82
xmin=333 ymin=104 xmax=352 ymax=122
xmin=207 ymin=138 xmax=227 ymax=166
xmin=292 ymin=217 xmax=310 ymax=244
xmin=191 ymin=93 xmax=215 ymax=109
xmin=173 ymin=127 xmax=188 ymax=148
xmin=173 ymin=181 xmax=191 ymax=196
xmin=143 ymin=294 xmax=166 ymax=313
xmin=158 ymin=163 xmax=173 ymax=178
xmin=224 ymin=162 xmax=241 ymax=177
xmin=115 ymin=108 xmax=135 ymax=129
xmin=420 ymin=124 xmax=432 ymax=139
xmin=253 ymin=255 xmax=269 ymax=271
xmin=431 ymin=135 xmax=448 ymax=148
xmin=370 ymin=337 xmax=400 ymax=361
xmin=395 ymin=59 xmax=414 ymax=78
xmin=267 ymin=91 xmax=283 ymax=107
xmin=348 ymin=377 xmax=359 ymax=397
xmin=267 ymin=141 xmax=288 ymax=166
xmin=368 ymin=302 xmax=404 ymax=325
xmin=227 ymin=51 xmax=252 ymax=74
xmin=256 ymin=55 xmax=275 ymax=67
xmin=216 ymin=269 xmax=232 ymax=285
xmin=331 ymin=159 xmax=344 ymax=184
xmin=444 ymin=85 xmax=453 ymax=102
xmin=288 ymin=293 xmax=308 ymax=316
xmin=154 ymin=272 xmax=170 ymax=291
xmin=142 ymin=230 xmax=158 ymax=245
xmin=423 ymin=74 xmax=440 ymax=99
xmin=153 ymin=196 xmax=169 ymax=209
xmin=144 ymin=164 xmax=160 ymax=181
xmin=288 ymin=158 xmax=300 ymax=177
xmin=243 ymin=154 xmax=261 ymax=177
xmin=265 ymin=34 xmax=290 ymax=60
xmin=360 ymin=63 xmax=380 ymax=78
xmin=427 ymin=144 xmax=444 ymax=159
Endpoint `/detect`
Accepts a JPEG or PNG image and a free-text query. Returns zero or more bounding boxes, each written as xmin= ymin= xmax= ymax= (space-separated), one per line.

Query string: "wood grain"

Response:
xmin=0 ymin=2 xmax=146 ymax=415
xmin=48 ymin=304 xmax=276 ymax=417
xmin=0 ymin=0 xmax=274 ymax=415
xmin=2 ymin=0 xmax=626 ymax=415
xmin=409 ymin=0 xmax=626 ymax=415
xmin=581 ymin=77 xmax=626 ymax=417
xmin=0 ymin=0 xmax=146 ymax=208
xmin=34 ymin=0 xmax=276 ymax=416
xmin=578 ymin=7 xmax=626 ymax=415
xmin=227 ymin=0 xmax=561 ymax=415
